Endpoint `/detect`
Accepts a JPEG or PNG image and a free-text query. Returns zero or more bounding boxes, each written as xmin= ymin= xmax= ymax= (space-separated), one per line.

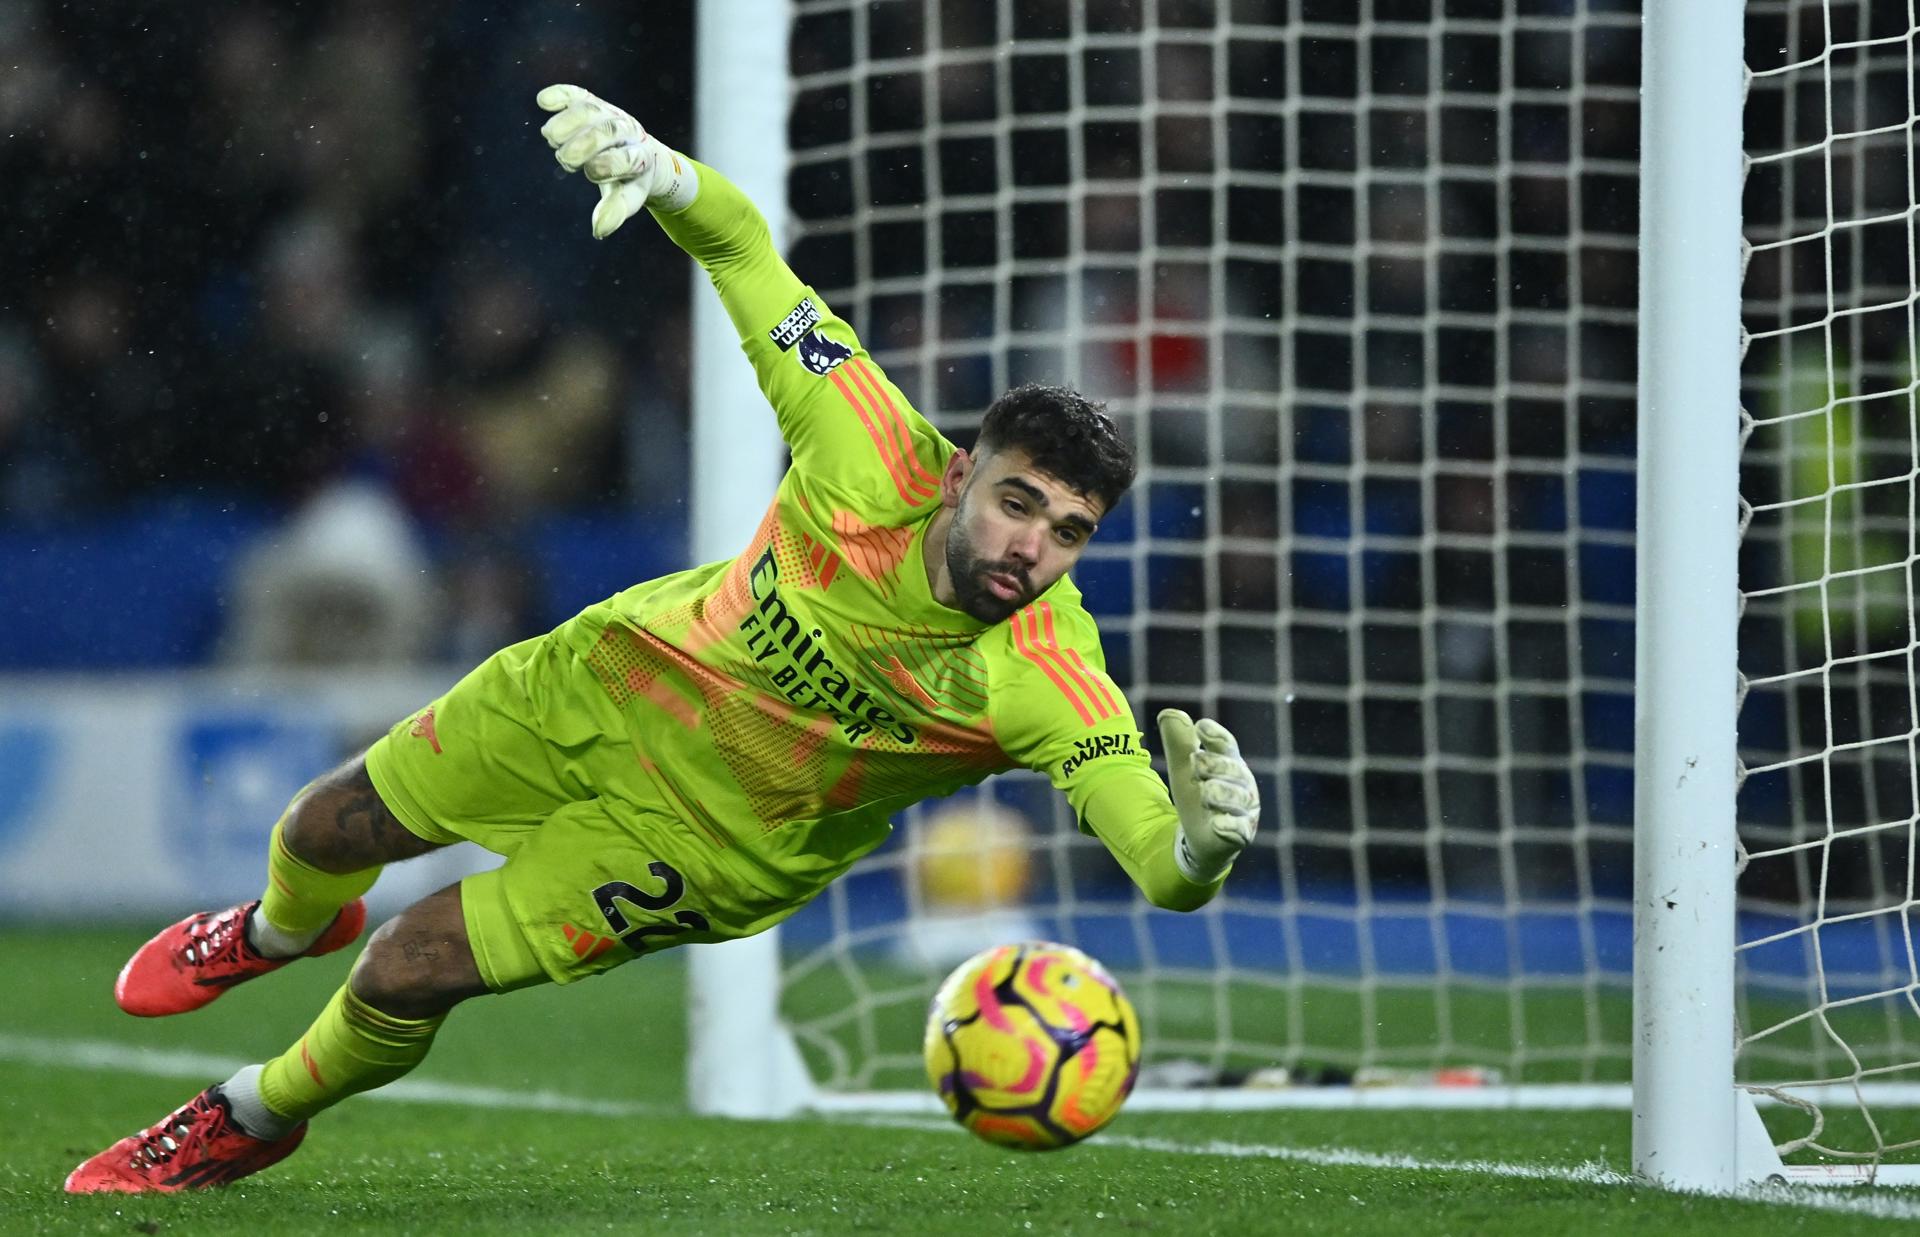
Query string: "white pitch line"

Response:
xmin=0 ymin=1032 xmax=666 ymax=1119
xmin=840 ymin=1114 xmax=1920 ymax=1223
xmin=14 ymin=1032 xmax=1920 ymax=1222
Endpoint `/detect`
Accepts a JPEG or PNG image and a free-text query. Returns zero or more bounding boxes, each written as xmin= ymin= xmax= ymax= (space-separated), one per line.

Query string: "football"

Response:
xmin=923 ymin=941 xmax=1141 ymax=1151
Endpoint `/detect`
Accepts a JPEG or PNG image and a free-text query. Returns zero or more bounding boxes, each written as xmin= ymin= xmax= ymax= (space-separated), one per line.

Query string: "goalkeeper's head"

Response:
xmin=937 ymin=384 xmax=1136 ymax=624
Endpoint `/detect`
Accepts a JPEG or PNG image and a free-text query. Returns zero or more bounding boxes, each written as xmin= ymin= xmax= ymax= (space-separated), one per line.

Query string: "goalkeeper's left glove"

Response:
xmin=535 ymin=83 xmax=700 ymax=238
xmin=1157 ymin=709 xmax=1261 ymax=884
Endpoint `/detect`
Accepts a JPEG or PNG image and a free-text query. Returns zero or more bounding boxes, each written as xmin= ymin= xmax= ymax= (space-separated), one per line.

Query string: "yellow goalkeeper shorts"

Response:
xmin=363 ymin=621 xmax=807 ymax=993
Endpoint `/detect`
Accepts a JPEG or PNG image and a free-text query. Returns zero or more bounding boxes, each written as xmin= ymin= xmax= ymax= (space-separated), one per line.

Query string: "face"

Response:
xmin=942 ymin=446 xmax=1106 ymax=623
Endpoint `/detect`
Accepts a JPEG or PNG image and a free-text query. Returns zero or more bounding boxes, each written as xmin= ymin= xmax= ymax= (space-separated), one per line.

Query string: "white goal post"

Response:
xmin=684 ymin=0 xmax=814 ymax=1119
xmin=1631 ymin=0 xmax=1744 ymax=1191
xmin=683 ymin=0 xmax=1920 ymax=1190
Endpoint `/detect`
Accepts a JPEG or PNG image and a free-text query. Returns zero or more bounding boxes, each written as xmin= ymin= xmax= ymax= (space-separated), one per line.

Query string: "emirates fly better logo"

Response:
xmin=739 ymin=547 xmax=917 ymax=745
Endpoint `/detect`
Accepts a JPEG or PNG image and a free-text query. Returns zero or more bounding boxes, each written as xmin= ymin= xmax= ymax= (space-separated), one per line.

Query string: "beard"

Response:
xmin=945 ymin=506 xmax=1033 ymax=624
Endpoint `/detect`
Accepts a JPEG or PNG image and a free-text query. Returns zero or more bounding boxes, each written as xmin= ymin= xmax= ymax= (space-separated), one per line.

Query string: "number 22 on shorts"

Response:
xmin=592 ymin=861 xmax=711 ymax=953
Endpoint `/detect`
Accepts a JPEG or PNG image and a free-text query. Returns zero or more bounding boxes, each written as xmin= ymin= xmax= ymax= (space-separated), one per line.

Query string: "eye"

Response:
xmin=1002 ymin=497 xmax=1026 ymax=517
xmin=1056 ymin=526 xmax=1083 ymax=547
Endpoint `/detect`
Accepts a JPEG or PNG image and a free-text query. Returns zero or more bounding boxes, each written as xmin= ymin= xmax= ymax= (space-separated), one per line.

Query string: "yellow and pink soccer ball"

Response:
xmin=923 ymin=941 xmax=1141 ymax=1150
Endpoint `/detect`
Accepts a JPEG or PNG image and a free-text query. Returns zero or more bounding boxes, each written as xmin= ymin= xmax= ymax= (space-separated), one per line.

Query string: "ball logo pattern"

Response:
xmin=923 ymin=941 xmax=1141 ymax=1150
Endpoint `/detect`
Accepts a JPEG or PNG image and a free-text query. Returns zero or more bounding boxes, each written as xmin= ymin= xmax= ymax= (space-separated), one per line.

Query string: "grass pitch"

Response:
xmin=3 ymin=924 xmax=1918 ymax=1235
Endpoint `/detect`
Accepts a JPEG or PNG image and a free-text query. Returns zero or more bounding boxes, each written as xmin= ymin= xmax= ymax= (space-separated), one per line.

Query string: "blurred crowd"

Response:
xmin=1 ymin=0 xmax=1652 ymax=681
xmin=1 ymin=0 xmax=698 ymax=661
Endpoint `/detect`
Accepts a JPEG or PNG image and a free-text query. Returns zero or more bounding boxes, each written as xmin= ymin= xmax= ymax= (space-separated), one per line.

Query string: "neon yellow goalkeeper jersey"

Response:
xmin=560 ymin=160 xmax=1198 ymax=908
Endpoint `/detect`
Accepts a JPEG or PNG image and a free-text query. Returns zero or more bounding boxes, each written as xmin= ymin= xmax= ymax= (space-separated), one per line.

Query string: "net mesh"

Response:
xmin=1738 ymin=0 xmax=1920 ymax=1162
xmin=776 ymin=0 xmax=1645 ymax=1095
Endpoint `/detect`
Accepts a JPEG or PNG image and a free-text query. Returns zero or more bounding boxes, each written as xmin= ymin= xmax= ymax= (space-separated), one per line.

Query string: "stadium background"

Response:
xmin=2 ymin=1 xmax=700 ymax=668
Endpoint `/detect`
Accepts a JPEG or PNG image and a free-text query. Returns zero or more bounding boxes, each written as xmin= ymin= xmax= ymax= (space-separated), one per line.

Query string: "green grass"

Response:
xmin=4 ymin=924 xmax=1920 ymax=1235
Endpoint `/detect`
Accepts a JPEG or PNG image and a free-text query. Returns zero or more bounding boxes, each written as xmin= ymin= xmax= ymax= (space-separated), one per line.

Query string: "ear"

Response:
xmin=941 ymin=448 xmax=972 ymax=509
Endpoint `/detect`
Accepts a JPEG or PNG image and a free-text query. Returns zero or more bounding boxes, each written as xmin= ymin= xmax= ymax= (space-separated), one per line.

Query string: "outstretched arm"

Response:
xmin=536 ymin=83 xmax=801 ymax=341
xmin=536 ymin=83 xmax=951 ymax=507
xmin=1151 ymin=709 xmax=1262 ymax=885
xmin=989 ymin=608 xmax=1261 ymax=911
xmin=1074 ymin=766 xmax=1223 ymax=913
xmin=1065 ymin=712 xmax=1260 ymax=912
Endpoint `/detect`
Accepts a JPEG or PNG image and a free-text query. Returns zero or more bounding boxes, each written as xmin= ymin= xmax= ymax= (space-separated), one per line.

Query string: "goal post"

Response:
xmin=685 ymin=0 xmax=814 ymax=1119
xmin=1631 ymin=0 xmax=1744 ymax=1193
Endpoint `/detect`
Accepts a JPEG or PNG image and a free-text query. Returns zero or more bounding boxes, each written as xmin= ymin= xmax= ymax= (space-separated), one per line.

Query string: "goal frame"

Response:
xmin=1629 ymin=0 xmax=1744 ymax=1193
xmin=683 ymin=0 xmax=814 ymax=1121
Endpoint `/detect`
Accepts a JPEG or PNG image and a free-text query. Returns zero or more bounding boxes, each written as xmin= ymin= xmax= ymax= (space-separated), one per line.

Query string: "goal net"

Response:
xmin=1738 ymin=0 xmax=1920 ymax=1170
xmin=752 ymin=0 xmax=1920 ymax=1161
xmin=770 ymin=0 xmax=1645 ymax=1105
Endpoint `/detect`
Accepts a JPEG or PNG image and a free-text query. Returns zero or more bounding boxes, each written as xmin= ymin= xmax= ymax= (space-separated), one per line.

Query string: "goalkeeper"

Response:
xmin=67 ymin=85 xmax=1262 ymax=1194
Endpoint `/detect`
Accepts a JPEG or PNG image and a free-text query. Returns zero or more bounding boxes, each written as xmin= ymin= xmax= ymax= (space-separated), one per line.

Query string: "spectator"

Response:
xmin=439 ymin=263 xmax=623 ymax=515
xmin=220 ymin=479 xmax=437 ymax=667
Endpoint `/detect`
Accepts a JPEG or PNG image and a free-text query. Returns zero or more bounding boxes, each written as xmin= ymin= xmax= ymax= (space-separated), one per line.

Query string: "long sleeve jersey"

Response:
xmin=562 ymin=159 xmax=1223 ymax=914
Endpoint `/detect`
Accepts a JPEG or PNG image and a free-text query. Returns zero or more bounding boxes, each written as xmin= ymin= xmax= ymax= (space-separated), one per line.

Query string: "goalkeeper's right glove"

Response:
xmin=1157 ymin=709 xmax=1261 ymax=884
xmin=535 ymin=83 xmax=700 ymax=238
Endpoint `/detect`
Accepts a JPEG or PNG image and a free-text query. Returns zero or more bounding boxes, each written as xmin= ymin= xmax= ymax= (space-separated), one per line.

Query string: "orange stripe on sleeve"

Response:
xmin=1012 ymin=606 xmax=1096 ymax=726
xmin=1037 ymin=603 xmax=1117 ymax=720
xmin=830 ymin=369 xmax=922 ymax=507
xmin=850 ymin=360 xmax=939 ymax=495
xmin=1063 ymin=646 xmax=1120 ymax=715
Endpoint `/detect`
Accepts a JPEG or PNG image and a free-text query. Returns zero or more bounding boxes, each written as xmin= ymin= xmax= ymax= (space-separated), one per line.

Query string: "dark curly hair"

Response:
xmin=975 ymin=384 xmax=1136 ymax=514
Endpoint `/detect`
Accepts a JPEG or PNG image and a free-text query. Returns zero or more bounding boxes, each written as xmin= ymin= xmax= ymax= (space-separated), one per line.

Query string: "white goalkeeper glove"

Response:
xmin=1157 ymin=709 xmax=1260 ymax=884
xmin=536 ymin=84 xmax=699 ymax=238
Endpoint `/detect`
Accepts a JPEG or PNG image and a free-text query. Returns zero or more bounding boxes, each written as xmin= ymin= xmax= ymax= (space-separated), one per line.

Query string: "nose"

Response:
xmin=1006 ymin=524 xmax=1044 ymax=567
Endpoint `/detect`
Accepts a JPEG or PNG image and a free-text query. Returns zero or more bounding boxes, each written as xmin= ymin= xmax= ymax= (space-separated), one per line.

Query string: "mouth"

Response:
xmin=982 ymin=571 xmax=1025 ymax=603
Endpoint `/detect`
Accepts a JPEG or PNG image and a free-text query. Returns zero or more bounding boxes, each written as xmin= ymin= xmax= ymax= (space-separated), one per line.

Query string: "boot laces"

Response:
xmin=179 ymin=906 xmax=255 ymax=968
xmin=131 ymin=1097 xmax=225 ymax=1169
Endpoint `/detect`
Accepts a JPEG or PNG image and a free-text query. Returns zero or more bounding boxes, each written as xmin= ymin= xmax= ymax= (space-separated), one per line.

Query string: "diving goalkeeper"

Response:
xmin=66 ymin=85 xmax=1262 ymax=1194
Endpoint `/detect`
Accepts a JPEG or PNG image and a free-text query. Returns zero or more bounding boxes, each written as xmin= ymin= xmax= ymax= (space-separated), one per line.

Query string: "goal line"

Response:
xmin=812 ymin=1082 xmax=1920 ymax=1115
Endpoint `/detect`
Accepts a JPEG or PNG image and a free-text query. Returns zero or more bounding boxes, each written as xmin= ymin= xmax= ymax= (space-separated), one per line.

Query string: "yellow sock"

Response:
xmin=258 ymin=818 xmax=379 ymax=935
xmin=258 ymin=984 xmax=444 ymax=1123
